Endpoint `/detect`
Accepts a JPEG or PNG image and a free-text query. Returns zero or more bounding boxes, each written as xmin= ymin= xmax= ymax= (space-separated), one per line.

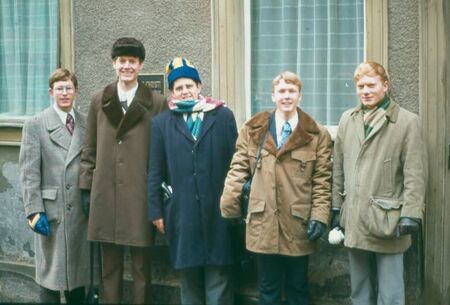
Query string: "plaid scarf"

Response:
xmin=168 ymin=95 xmax=224 ymax=139
xmin=363 ymin=96 xmax=390 ymax=138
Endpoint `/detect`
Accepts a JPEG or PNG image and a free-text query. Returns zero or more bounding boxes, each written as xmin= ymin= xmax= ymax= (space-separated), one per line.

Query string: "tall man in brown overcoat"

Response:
xmin=79 ymin=37 xmax=166 ymax=304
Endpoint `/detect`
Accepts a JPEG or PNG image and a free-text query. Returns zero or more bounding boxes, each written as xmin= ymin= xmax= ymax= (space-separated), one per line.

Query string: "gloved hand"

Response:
xmin=81 ymin=189 xmax=91 ymax=217
xmin=28 ymin=213 xmax=50 ymax=236
xmin=307 ymin=220 xmax=327 ymax=241
xmin=330 ymin=208 xmax=341 ymax=228
xmin=395 ymin=217 xmax=420 ymax=237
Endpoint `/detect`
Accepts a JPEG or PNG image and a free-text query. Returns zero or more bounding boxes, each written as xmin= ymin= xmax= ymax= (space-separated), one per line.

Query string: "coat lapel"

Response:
xmin=65 ymin=110 xmax=86 ymax=166
xmin=101 ymin=83 xmax=124 ymax=129
xmin=195 ymin=110 xmax=217 ymax=145
xmin=276 ymin=108 xmax=315 ymax=157
xmin=45 ymin=107 xmax=71 ymax=151
xmin=174 ymin=113 xmax=195 ymax=143
xmin=101 ymin=81 xmax=156 ymax=139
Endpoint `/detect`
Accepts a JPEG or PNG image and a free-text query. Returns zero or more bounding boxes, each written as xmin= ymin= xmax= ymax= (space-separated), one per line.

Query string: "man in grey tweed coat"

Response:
xmin=19 ymin=69 xmax=95 ymax=303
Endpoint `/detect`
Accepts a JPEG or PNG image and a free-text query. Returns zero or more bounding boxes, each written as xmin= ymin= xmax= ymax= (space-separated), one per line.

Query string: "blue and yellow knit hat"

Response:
xmin=165 ymin=57 xmax=202 ymax=90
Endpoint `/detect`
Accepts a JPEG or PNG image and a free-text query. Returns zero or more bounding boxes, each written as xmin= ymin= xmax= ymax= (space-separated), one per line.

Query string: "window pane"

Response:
xmin=0 ymin=0 xmax=59 ymax=117
xmin=251 ymin=0 xmax=364 ymax=125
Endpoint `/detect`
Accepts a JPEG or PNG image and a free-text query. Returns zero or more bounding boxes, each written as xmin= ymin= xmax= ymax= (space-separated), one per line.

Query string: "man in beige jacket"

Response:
xmin=221 ymin=71 xmax=332 ymax=305
xmin=331 ymin=62 xmax=427 ymax=305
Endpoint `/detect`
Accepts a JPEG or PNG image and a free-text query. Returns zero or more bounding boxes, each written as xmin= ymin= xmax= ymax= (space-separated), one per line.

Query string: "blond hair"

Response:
xmin=272 ymin=71 xmax=303 ymax=92
xmin=354 ymin=61 xmax=390 ymax=83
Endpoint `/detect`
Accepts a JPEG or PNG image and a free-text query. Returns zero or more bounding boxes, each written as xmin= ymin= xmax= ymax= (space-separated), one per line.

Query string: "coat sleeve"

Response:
xmin=220 ymin=125 xmax=251 ymax=218
xmin=147 ymin=116 xmax=166 ymax=221
xmin=225 ymin=108 xmax=238 ymax=162
xmin=19 ymin=118 xmax=44 ymax=218
xmin=79 ymin=97 xmax=98 ymax=190
xmin=309 ymin=126 xmax=332 ymax=224
xmin=400 ymin=115 xmax=427 ymax=220
xmin=332 ymin=112 xmax=348 ymax=209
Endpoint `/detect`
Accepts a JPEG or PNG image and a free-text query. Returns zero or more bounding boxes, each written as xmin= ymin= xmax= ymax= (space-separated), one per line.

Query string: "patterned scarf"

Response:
xmin=168 ymin=95 xmax=224 ymax=139
xmin=363 ymin=96 xmax=390 ymax=138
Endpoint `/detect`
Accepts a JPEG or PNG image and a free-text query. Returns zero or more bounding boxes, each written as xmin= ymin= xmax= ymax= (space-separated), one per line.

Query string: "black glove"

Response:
xmin=81 ymin=189 xmax=91 ymax=217
xmin=395 ymin=217 xmax=420 ymax=237
xmin=330 ymin=208 xmax=341 ymax=228
xmin=307 ymin=220 xmax=327 ymax=241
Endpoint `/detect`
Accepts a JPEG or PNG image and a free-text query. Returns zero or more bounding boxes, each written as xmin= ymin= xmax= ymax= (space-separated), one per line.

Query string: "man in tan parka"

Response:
xmin=221 ymin=71 xmax=332 ymax=305
xmin=331 ymin=62 xmax=427 ymax=305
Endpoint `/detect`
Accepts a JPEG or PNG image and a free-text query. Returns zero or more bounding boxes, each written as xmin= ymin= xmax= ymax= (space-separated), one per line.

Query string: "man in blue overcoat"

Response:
xmin=147 ymin=57 xmax=238 ymax=305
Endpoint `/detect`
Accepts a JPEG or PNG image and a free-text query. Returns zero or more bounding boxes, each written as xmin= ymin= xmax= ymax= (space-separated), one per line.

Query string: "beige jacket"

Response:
xmin=332 ymin=100 xmax=427 ymax=253
xmin=221 ymin=109 xmax=332 ymax=256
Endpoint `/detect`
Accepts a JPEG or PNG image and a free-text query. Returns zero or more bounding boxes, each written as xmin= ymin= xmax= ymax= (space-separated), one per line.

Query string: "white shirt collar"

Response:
xmin=53 ymin=103 xmax=75 ymax=125
xmin=117 ymin=82 xmax=139 ymax=107
xmin=275 ymin=109 xmax=299 ymax=140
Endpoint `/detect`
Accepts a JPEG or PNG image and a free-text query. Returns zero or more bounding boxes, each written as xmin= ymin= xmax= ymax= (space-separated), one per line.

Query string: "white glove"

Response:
xmin=328 ymin=227 xmax=345 ymax=245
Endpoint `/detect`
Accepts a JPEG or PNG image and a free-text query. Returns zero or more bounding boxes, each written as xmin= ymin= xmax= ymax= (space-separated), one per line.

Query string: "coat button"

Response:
xmin=117 ymin=139 xmax=122 ymax=144
xmin=67 ymin=204 xmax=72 ymax=211
xmin=65 ymin=184 xmax=71 ymax=190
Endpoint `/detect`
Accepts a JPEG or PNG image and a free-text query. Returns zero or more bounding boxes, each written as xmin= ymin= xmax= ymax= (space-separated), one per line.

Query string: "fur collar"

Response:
xmin=101 ymin=81 xmax=154 ymax=139
xmin=246 ymin=108 xmax=321 ymax=156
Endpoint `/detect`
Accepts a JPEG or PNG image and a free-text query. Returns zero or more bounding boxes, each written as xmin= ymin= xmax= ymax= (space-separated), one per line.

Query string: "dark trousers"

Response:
xmin=257 ymin=254 xmax=309 ymax=305
xmin=39 ymin=286 xmax=85 ymax=304
xmin=101 ymin=242 xmax=151 ymax=304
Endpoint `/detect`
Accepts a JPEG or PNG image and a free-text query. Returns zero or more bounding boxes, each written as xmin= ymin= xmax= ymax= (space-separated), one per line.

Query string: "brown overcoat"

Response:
xmin=332 ymin=100 xmax=427 ymax=253
xmin=79 ymin=81 xmax=166 ymax=246
xmin=220 ymin=109 xmax=332 ymax=256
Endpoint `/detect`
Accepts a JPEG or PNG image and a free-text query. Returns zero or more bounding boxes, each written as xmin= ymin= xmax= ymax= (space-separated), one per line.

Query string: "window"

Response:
xmin=251 ymin=0 xmax=364 ymax=125
xmin=0 ymin=0 xmax=59 ymax=118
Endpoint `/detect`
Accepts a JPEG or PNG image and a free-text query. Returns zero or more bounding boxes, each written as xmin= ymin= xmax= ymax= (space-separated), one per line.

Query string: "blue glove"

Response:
xmin=81 ymin=189 xmax=91 ymax=217
xmin=307 ymin=220 xmax=326 ymax=241
xmin=28 ymin=213 xmax=50 ymax=236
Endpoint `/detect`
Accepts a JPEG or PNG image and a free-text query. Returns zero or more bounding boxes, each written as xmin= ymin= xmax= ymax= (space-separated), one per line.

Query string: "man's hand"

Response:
xmin=330 ymin=208 xmax=341 ymax=228
xmin=307 ymin=220 xmax=327 ymax=241
xmin=395 ymin=217 xmax=420 ymax=237
xmin=28 ymin=213 xmax=50 ymax=236
xmin=81 ymin=190 xmax=91 ymax=217
xmin=152 ymin=218 xmax=165 ymax=234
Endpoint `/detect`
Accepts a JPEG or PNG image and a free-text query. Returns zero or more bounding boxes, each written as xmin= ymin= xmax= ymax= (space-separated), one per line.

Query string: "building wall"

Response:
xmin=0 ymin=0 xmax=431 ymax=303
xmin=388 ymin=0 xmax=420 ymax=114
xmin=72 ymin=0 xmax=212 ymax=112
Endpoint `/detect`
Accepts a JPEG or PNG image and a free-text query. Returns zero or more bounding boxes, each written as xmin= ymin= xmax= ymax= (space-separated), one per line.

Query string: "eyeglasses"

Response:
xmin=54 ymin=86 xmax=75 ymax=93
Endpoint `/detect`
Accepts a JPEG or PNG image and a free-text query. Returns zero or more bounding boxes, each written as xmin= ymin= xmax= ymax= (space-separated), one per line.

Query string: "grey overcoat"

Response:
xmin=19 ymin=106 xmax=92 ymax=291
xmin=332 ymin=100 xmax=427 ymax=253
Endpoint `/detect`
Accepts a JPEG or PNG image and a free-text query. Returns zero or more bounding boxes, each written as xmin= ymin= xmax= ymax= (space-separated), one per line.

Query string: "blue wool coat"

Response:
xmin=147 ymin=106 xmax=238 ymax=269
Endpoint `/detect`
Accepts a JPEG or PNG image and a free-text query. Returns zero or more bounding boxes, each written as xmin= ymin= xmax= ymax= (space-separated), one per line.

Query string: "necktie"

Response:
xmin=66 ymin=113 xmax=74 ymax=135
xmin=120 ymin=100 xmax=128 ymax=112
xmin=278 ymin=121 xmax=291 ymax=149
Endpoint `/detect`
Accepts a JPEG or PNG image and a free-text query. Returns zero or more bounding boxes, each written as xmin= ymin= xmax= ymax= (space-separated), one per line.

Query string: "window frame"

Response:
xmin=0 ymin=0 xmax=73 ymax=146
xmin=211 ymin=0 xmax=389 ymax=136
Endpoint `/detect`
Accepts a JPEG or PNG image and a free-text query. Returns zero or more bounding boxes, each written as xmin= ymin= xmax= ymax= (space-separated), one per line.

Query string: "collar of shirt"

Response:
xmin=275 ymin=109 xmax=299 ymax=140
xmin=117 ymin=82 xmax=139 ymax=108
xmin=53 ymin=103 xmax=75 ymax=125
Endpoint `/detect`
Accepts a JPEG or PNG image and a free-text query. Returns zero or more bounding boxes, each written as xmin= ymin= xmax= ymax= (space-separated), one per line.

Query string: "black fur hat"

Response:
xmin=111 ymin=37 xmax=145 ymax=61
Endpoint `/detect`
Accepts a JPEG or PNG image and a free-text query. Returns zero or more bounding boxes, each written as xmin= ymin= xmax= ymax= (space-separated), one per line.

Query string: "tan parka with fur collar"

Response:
xmin=220 ymin=109 xmax=332 ymax=256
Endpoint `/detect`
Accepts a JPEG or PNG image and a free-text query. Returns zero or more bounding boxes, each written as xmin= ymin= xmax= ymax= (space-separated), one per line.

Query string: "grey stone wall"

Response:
xmin=73 ymin=0 xmax=212 ymax=112
xmin=388 ymin=0 xmax=420 ymax=114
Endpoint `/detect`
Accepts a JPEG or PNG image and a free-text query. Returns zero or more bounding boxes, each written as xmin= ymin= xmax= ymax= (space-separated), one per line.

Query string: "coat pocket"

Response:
xmin=246 ymin=199 xmax=266 ymax=244
xmin=41 ymin=188 xmax=60 ymax=222
xmin=367 ymin=197 xmax=403 ymax=238
xmin=291 ymin=151 xmax=316 ymax=178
